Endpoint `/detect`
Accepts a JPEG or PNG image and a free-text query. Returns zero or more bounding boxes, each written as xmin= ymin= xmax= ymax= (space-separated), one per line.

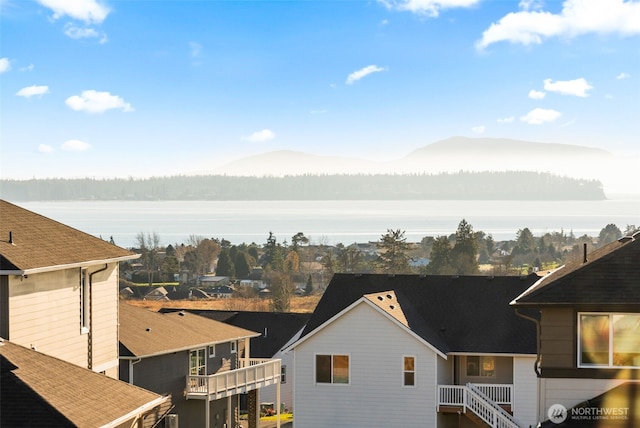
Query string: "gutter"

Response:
xmin=88 ymin=264 xmax=109 ymax=370
xmin=0 ymin=254 xmax=140 ymax=276
xmin=514 ymin=308 xmax=542 ymax=377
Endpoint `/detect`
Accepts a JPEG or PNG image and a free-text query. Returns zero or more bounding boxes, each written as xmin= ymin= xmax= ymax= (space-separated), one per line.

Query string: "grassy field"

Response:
xmin=124 ymin=295 xmax=321 ymax=313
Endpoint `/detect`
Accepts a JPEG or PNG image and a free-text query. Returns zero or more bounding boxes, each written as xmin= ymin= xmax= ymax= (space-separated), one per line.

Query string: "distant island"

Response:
xmin=0 ymin=171 xmax=606 ymax=201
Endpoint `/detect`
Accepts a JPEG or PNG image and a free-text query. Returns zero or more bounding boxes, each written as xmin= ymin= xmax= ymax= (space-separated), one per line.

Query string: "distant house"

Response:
xmin=285 ymin=273 xmax=542 ymax=428
xmin=119 ymin=303 xmax=283 ymax=428
xmin=208 ymin=285 xmax=234 ymax=298
xmin=199 ymin=275 xmax=230 ymax=287
xmin=511 ymin=233 xmax=640 ymax=426
xmin=162 ymin=308 xmax=311 ymax=412
xmin=0 ymin=200 xmax=171 ymax=424
xmin=144 ymin=286 xmax=169 ymax=301
xmin=1 ymin=339 xmax=171 ymax=427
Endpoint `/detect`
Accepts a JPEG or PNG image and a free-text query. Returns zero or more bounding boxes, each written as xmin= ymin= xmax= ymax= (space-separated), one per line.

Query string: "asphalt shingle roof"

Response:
xmin=0 ymin=339 xmax=170 ymax=427
xmin=159 ymin=309 xmax=311 ymax=358
xmin=512 ymin=233 xmax=640 ymax=306
xmin=119 ymin=303 xmax=261 ymax=357
xmin=0 ymin=200 xmax=138 ymax=273
xmin=301 ymin=273 xmax=541 ymax=355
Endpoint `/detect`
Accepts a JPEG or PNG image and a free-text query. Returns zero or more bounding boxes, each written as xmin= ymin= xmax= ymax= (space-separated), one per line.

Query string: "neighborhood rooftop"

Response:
xmin=512 ymin=231 xmax=640 ymax=307
xmin=0 ymin=200 xmax=139 ymax=274
xmin=119 ymin=303 xmax=261 ymax=358
xmin=0 ymin=339 xmax=170 ymax=427
xmin=301 ymin=273 xmax=542 ymax=355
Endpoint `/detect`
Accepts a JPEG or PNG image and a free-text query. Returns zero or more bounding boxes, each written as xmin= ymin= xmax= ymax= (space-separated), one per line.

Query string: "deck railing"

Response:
xmin=437 ymin=383 xmax=522 ymax=428
xmin=186 ymin=358 xmax=281 ymax=400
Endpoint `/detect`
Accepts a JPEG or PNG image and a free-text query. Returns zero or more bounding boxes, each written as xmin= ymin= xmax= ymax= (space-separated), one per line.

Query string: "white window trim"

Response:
xmin=314 ymin=353 xmax=351 ymax=386
xmin=230 ymin=341 xmax=237 ymax=354
xmin=403 ymin=355 xmax=416 ymax=388
xmin=208 ymin=345 xmax=216 ymax=358
xmin=465 ymin=355 xmax=496 ymax=378
xmin=189 ymin=348 xmax=207 ymax=375
xmin=577 ymin=312 xmax=640 ymax=369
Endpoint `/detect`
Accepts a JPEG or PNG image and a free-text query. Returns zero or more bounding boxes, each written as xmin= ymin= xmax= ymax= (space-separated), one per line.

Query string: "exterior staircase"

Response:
xmin=437 ymin=383 xmax=523 ymax=428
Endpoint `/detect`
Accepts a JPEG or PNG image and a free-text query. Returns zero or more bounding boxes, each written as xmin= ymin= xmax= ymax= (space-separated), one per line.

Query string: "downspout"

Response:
xmin=88 ymin=264 xmax=108 ymax=370
xmin=514 ymin=308 xmax=541 ymax=377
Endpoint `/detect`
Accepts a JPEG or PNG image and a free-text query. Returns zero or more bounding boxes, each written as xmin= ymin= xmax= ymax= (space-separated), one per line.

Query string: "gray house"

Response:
xmin=511 ymin=233 xmax=640 ymax=426
xmin=119 ymin=303 xmax=283 ymax=428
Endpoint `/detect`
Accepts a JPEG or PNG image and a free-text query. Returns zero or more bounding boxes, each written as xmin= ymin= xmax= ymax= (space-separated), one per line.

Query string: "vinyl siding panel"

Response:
xmin=90 ymin=265 xmax=119 ymax=373
xmin=8 ymin=269 xmax=88 ymax=367
xmin=513 ymin=356 xmax=538 ymax=427
xmin=294 ymin=302 xmax=439 ymax=428
xmin=540 ymin=308 xmax=574 ymax=368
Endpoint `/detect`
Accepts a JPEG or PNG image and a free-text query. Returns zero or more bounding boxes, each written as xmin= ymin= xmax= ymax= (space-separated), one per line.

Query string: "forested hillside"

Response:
xmin=0 ymin=171 xmax=605 ymax=201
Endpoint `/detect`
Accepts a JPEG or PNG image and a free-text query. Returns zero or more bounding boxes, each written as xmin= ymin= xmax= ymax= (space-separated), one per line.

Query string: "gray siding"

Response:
xmin=539 ymin=307 xmax=574 ymax=369
xmin=457 ymin=355 xmax=513 ymax=385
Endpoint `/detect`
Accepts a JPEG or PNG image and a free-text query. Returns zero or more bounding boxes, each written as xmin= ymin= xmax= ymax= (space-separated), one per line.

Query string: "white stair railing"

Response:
xmin=465 ymin=383 xmax=523 ymax=428
xmin=436 ymin=384 xmax=523 ymax=428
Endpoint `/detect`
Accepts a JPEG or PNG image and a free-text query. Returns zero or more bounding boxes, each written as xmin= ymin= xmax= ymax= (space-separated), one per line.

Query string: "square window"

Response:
xmin=315 ymin=354 xmax=349 ymax=384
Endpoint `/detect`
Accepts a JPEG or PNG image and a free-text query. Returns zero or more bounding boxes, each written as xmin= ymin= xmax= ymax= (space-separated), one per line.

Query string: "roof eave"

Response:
xmin=7 ymin=254 xmax=141 ymax=276
xmin=99 ymin=394 xmax=170 ymax=428
xmin=121 ymin=333 xmax=262 ymax=359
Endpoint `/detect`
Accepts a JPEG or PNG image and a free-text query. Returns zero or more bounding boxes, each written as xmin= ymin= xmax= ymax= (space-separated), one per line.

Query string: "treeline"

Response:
xmin=0 ymin=171 xmax=605 ymax=201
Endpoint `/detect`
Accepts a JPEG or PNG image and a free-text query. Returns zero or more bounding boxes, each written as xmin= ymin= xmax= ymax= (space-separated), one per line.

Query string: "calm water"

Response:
xmin=17 ymin=198 xmax=640 ymax=249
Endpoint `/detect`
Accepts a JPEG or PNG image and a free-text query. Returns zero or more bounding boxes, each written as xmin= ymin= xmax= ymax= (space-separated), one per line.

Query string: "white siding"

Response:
xmin=259 ymin=327 xmax=304 ymax=412
xmin=293 ymin=302 xmax=439 ymax=428
xmin=539 ymin=377 xmax=627 ymax=421
xmin=8 ymin=264 xmax=120 ymax=377
xmin=512 ymin=356 xmax=538 ymax=427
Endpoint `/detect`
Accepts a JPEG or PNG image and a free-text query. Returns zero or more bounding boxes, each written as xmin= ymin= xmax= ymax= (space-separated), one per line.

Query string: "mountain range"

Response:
xmin=213 ymin=136 xmax=614 ymax=178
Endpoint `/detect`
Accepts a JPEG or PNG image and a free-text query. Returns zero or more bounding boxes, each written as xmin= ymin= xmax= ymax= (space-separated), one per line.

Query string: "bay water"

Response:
xmin=16 ymin=197 xmax=639 ymax=249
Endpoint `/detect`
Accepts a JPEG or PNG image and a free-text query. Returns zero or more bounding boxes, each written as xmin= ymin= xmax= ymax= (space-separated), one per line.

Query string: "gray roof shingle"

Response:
xmin=512 ymin=233 xmax=640 ymax=307
xmin=301 ymin=273 xmax=541 ymax=355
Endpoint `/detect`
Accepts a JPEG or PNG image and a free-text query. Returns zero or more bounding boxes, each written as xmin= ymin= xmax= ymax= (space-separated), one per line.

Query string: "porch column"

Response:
xmin=205 ymin=399 xmax=210 ymax=428
xmin=227 ymin=396 xmax=232 ymax=428
xmin=276 ymin=380 xmax=281 ymax=428
xmin=244 ymin=337 xmax=250 ymax=367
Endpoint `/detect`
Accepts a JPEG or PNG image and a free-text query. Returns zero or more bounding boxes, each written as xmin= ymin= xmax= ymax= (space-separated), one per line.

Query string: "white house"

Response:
xmin=285 ymin=273 xmax=543 ymax=428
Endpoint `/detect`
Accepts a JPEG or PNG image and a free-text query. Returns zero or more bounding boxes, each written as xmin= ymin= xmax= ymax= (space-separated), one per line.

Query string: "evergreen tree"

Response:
xmin=450 ymin=219 xmax=479 ymax=274
xmin=234 ymin=250 xmax=255 ymax=278
xmin=375 ymin=229 xmax=412 ymax=274
xmin=216 ymin=249 xmax=235 ymax=278
xmin=305 ymin=274 xmax=313 ymax=296
xmin=425 ymin=235 xmax=452 ymax=274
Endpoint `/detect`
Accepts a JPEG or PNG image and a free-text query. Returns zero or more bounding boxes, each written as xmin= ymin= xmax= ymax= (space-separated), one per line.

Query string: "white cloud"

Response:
xmin=471 ymin=125 xmax=485 ymax=134
xmin=346 ymin=65 xmax=386 ymax=85
xmin=520 ymin=108 xmax=562 ymax=124
xmin=543 ymin=78 xmax=592 ymax=97
xmin=528 ymin=89 xmax=546 ymax=99
xmin=0 ymin=57 xmax=11 ymax=73
xmin=64 ymin=23 xmax=105 ymax=41
xmin=244 ymin=129 xmax=276 ymax=143
xmin=378 ymin=0 xmax=480 ymax=17
xmin=497 ymin=116 xmax=515 ymax=123
xmin=37 ymin=0 xmax=110 ymax=24
xmin=617 ymin=72 xmax=630 ymax=79
xmin=61 ymin=139 xmax=91 ymax=151
xmin=518 ymin=0 xmax=544 ymax=11
xmin=38 ymin=144 xmax=54 ymax=153
xmin=16 ymin=85 xmax=50 ymax=98
xmin=477 ymin=0 xmax=640 ymax=50
xmin=21 ymin=64 xmax=35 ymax=72
xmin=65 ymin=90 xmax=133 ymax=113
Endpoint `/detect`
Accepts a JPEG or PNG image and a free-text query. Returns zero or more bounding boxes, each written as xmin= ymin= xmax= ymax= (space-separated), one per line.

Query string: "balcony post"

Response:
xmin=244 ymin=337 xmax=250 ymax=368
xmin=276 ymin=380 xmax=281 ymax=428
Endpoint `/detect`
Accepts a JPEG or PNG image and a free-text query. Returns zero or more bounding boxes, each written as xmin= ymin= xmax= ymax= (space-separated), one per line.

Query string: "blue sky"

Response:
xmin=1 ymin=0 xmax=639 ymax=185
